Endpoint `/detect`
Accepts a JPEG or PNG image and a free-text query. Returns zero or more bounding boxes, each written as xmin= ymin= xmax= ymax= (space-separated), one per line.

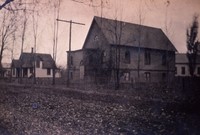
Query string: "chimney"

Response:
xmin=31 ymin=47 xmax=33 ymax=53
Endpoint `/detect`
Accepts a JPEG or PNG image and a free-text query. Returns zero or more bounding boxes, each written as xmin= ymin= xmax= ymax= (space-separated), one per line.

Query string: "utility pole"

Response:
xmin=56 ymin=19 xmax=85 ymax=87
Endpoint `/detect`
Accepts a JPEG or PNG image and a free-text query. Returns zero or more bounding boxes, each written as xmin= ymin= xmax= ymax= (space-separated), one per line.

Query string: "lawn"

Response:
xmin=0 ymin=83 xmax=200 ymax=135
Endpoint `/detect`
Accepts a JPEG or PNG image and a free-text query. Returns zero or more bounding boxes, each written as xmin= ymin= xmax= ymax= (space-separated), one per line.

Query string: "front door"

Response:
xmin=23 ymin=68 xmax=28 ymax=77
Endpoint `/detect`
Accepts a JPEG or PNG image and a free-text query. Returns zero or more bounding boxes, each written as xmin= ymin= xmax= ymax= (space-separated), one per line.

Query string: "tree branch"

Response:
xmin=0 ymin=0 xmax=14 ymax=10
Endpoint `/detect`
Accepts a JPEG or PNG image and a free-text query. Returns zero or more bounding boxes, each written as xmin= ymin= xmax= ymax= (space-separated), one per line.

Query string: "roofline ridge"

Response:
xmin=22 ymin=52 xmax=51 ymax=55
xmin=94 ymin=16 xmax=162 ymax=30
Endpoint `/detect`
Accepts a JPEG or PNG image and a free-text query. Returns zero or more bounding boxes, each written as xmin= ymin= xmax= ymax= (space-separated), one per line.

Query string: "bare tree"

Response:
xmin=163 ymin=0 xmax=175 ymax=84
xmin=0 ymin=10 xmax=17 ymax=72
xmin=20 ymin=4 xmax=28 ymax=53
xmin=97 ymin=3 xmax=123 ymax=89
xmin=30 ymin=0 xmax=40 ymax=84
xmin=0 ymin=0 xmax=14 ymax=10
xmin=133 ymin=0 xmax=146 ymax=84
xmin=71 ymin=0 xmax=110 ymax=18
xmin=49 ymin=0 xmax=62 ymax=85
xmin=187 ymin=14 xmax=199 ymax=77
xmin=111 ymin=19 xmax=123 ymax=90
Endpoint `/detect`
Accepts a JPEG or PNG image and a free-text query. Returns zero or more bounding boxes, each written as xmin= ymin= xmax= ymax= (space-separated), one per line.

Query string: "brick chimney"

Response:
xmin=31 ymin=47 xmax=33 ymax=53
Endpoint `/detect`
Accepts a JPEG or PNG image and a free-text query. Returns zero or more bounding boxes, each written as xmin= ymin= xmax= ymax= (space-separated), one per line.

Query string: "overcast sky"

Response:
xmin=4 ymin=0 xmax=200 ymax=67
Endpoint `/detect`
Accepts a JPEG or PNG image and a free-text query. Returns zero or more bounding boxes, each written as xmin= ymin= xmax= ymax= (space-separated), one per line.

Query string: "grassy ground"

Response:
xmin=0 ymin=83 xmax=200 ymax=135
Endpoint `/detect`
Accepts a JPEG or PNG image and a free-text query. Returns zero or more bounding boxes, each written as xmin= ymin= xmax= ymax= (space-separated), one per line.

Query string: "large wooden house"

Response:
xmin=67 ymin=16 xmax=177 ymax=85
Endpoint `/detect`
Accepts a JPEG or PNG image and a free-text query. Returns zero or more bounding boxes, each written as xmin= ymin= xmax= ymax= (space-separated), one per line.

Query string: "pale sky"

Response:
xmin=3 ymin=0 xmax=200 ymax=67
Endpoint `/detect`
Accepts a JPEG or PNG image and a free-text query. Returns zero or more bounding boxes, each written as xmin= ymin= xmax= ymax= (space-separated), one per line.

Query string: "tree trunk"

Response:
xmin=52 ymin=67 xmax=55 ymax=85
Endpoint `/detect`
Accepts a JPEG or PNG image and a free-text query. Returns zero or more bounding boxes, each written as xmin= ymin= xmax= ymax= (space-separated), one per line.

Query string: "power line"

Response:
xmin=56 ymin=18 xmax=85 ymax=86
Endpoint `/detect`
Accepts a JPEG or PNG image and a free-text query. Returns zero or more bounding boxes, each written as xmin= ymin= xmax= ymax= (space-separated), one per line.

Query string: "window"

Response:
xmin=30 ymin=68 xmax=33 ymax=74
xmin=36 ymin=60 xmax=40 ymax=68
xmin=16 ymin=68 xmax=20 ymax=77
xmin=125 ymin=50 xmax=130 ymax=64
xmin=121 ymin=72 xmax=130 ymax=81
xmin=70 ymin=71 xmax=73 ymax=79
xmin=47 ymin=68 xmax=51 ymax=75
xmin=101 ymin=51 xmax=107 ymax=63
xmin=181 ymin=67 xmax=185 ymax=75
xmin=12 ymin=68 xmax=15 ymax=75
xmin=80 ymin=66 xmax=84 ymax=79
xmin=89 ymin=56 xmax=93 ymax=64
xmin=80 ymin=60 xmax=83 ymax=66
xmin=70 ymin=56 xmax=73 ymax=66
xmin=145 ymin=72 xmax=151 ymax=82
xmin=162 ymin=73 xmax=166 ymax=82
xmin=198 ymin=67 xmax=200 ymax=75
xmin=162 ymin=53 xmax=167 ymax=65
xmin=23 ymin=68 xmax=28 ymax=77
xmin=175 ymin=67 xmax=177 ymax=74
xmin=94 ymin=35 xmax=99 ymax=41
xmin=145 ymin=50 xmax=151 ymax=65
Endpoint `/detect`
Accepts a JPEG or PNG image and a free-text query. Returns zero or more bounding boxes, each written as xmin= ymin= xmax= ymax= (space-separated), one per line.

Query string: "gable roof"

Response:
xmin=85 ymin=16 xmax=177 ymax=51
xmin=14 ymin=52 xmax=56 ymax=69
xmin=12 ymin=60 xmax=21 ymax=68
xmin=176 ymin=53 xmax=200 ymax=64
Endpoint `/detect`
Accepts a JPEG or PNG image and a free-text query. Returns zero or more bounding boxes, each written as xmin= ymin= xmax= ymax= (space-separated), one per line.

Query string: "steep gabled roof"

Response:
xmin=85 ymin=16 xmax=177 ymax=51
xmin=16 ymin=52 xmax=56 ymax=69
xmin=176 ymin=53 xmax=200 ymax=64
xmin=12 ymin=59 xmax=21 ymax=68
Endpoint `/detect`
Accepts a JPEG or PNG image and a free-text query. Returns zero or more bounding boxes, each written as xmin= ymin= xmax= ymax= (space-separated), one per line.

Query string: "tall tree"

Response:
xmin=135 ymin=0 xmax=146 ymax=83
xmin=0 ymin=10 xmax=17 ymax=70
xmin=186 ymin=15 xmax=199 ymax=77
xmin=51 ymin=0 xmax=62 ymax=85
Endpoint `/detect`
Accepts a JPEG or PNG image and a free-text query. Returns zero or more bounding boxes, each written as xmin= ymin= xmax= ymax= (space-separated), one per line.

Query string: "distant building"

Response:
xmin=67 ymin=16 xmax=177 ymax=85
xmin=175 ymin=53 xmax=200 ymax=77
xmin=12 ymin=49 xmax=57 ymax=78
xmin=0 ymin=63 xmax=11 ymax=78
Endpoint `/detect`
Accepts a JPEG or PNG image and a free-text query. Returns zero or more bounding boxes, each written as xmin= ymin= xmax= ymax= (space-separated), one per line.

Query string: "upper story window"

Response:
xmin=144 ymin=50 xmax=151 ymax=65
xmin=124 ymin=50 xmax=130 ymax=64
xmin=181 ymin=67 xmax=185 ymax=75
xmin=70 ymin=56 xmax=73 ymax=66
xmin=36 ymin=60 xmax=40 ymax=68
xmin=197 ymin=67 xmax=200 ymax=75
xmin=101 ymin=51 xmax=106 ymax=63
xmin=162 ymin=53 xmax=167 ymax=65
xmin=162 ymin=73 xmax=166 ymax=82
xmin=70 ymin=71 xmax=73 ymax=79
xmin=80 ymin=60 xmax=83 ymax=66
xmin=89 ymin=55 xmax=93 ymax=64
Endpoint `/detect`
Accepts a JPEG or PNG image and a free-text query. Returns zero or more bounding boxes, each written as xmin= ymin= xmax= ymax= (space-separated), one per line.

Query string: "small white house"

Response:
xmin=12 ymin=50 xmax=57 ymax=78
xmin=175 ymin=53 xmax=200 ymax=77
